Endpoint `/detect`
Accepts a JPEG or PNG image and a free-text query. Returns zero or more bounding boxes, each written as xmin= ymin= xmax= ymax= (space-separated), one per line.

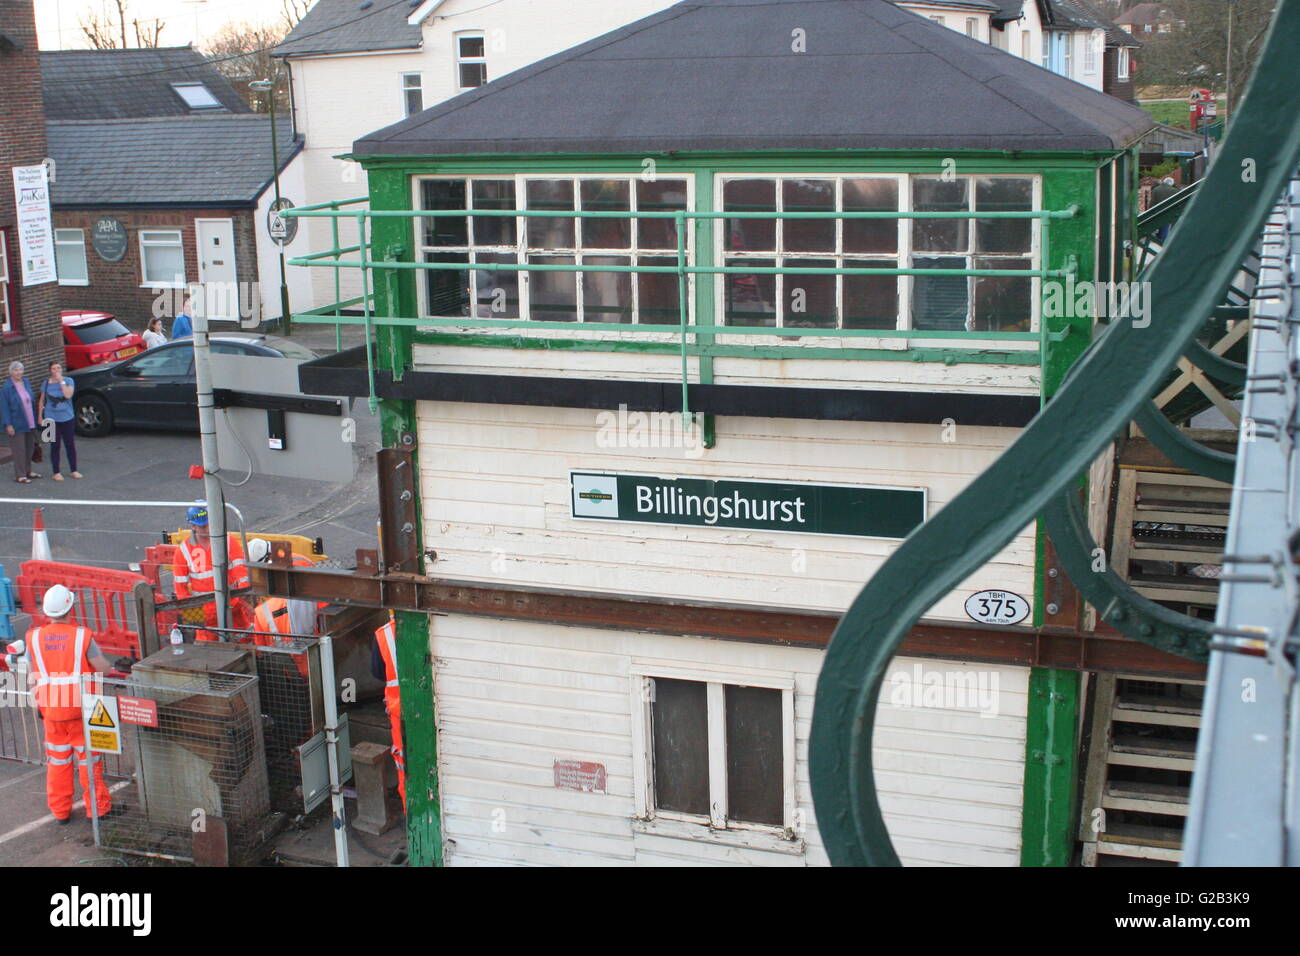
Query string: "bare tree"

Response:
xmin=80 ymin=0 xmax=165 ymax=49
xmin=281 ymin=0 xmax=312 ymax=31
xmin=203 ymin=21 xmax=292 ymax=112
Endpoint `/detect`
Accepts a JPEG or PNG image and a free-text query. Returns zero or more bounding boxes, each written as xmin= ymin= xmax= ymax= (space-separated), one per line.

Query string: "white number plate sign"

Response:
xmin=964 ymin=590 xmax=1030 ymax=626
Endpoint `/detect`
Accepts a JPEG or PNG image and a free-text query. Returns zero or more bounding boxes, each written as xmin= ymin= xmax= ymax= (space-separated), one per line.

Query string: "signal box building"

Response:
xmin=296 ymin=0 xmax=1189 ymax=866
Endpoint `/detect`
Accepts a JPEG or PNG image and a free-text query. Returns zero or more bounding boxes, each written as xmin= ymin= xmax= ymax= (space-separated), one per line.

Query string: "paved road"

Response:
xmin=0 ymin=325 xmax=383 ymax=866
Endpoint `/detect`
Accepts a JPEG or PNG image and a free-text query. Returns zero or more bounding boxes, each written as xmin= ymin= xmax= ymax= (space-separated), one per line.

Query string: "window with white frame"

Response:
xmin=416 ymin=175 xmax=690 ymax=325
xmin=635 ymin=673 xmax=794 ymax=832
xmin=1063 ymin=37 xmax=1072 ymax=77
xmin=402 ymin=73 xmax=424 ymax=117
xmin=0 ymin=231 xmax=13 ymax=334
xmin=718 ymin=174 xmax=1037 ymax=333
xmin=1117 ymin=47 xmax=1130 ymax=79
xmin=1021 ymin=31 xmax=1031 ymax=60
xmin=139 ymin=229 xmax=185 ymax=287
xmin=455 ymin=32 xmax=487 ymax=89
xmin=929 ymin=15 xmax=945 ymax=25
xmin=1084 ymin=35 xmax=1098 ymax=73
xmin=55 ymin=229 xmax=88 ymax=286
xmin=965 ymin=17 xmax=979 ymax=39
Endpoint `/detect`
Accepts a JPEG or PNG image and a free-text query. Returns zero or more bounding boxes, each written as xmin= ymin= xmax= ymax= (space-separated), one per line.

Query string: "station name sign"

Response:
xmin=570 ymin=471 xmax=925 ymax=539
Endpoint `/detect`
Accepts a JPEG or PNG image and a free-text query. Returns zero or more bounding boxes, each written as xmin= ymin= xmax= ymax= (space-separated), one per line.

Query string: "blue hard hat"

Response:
xmin=186 ymin=504 xmax=209 ymax=527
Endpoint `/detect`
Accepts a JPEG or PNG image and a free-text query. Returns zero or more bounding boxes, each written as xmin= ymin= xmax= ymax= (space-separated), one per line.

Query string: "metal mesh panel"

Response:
xmin=95 ymin=671 xmax=274 ymax=865
xmin=0 ymin=662 xmax=131 ymax=778
xmin=249 ymin=640 xmax=322 ymax=813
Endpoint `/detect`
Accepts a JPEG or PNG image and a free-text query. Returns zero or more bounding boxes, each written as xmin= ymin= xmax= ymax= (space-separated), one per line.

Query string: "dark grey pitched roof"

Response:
xmin=274 ymin=0 xmax=423 ymax=58
xmin=46 ymin=115 xmax=302 ymax=207
xmin=41 ymin=47 xmax=250 ymax=120
xmin=1049 ymin=0 xmax=1140 ymax=46
xmin=988 ymin=0 xmax=1026 ymax=23
xmin=355 ymin=0 xmax=1154 ymax=158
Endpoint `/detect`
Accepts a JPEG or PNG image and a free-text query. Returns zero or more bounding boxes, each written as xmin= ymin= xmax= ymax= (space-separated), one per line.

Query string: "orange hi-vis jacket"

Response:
xmin=26 ymin=621 xmax=99 ymax=721
xmin=173 ymin=534 xmax=249 ymax=599
xmin=253 ymin=597 xmax=310 ymax=679
xmin=375 ymin=619 xmax=405 ymax=805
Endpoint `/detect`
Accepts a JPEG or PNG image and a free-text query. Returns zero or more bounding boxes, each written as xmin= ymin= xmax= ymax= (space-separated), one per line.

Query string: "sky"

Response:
xmin=36 ymin=0 xmax=303 ymax=50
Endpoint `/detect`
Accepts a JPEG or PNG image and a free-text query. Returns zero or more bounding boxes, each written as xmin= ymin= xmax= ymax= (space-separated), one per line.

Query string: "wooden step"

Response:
xmin=1132 ymin=583 xmax=1220 ymax=606
xmin=1130 ymin=546 xmax=1223 ymax=563
xmin=1135 ymin=506 xmax=1231 ymax=525
xmin=1100 ymin=820 xmax=1185 ymax=850
xmin=1114 ymin=693 xmax=1202 ymax=728
xmin=1087 ymin=840 xmax=1183 ymax=864
xmin=1110 ymin=734 xmax=1198 ymax=771
xmin=1103 ymin=780 xmax=1191 ymax=816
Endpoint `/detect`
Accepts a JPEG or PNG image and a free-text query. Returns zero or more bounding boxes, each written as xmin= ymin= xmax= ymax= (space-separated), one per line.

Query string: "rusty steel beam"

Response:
xmin=249 ymin=564 xmax=1205 ymax=679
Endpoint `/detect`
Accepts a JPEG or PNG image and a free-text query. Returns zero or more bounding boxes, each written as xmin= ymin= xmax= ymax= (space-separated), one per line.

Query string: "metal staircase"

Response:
xmin=809 ymin=0 xmax=1300 ymax=866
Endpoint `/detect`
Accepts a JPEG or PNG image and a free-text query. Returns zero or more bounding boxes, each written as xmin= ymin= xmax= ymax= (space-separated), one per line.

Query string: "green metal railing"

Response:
xmin=284 ymin=202 xmax=1080 ymax=413
xmin=807 ymin=0 xmax=1300 ymax=866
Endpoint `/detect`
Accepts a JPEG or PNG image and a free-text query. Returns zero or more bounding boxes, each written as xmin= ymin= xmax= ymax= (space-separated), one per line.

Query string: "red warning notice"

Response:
xmin=118 ymin=696 xmax=158 ymax=728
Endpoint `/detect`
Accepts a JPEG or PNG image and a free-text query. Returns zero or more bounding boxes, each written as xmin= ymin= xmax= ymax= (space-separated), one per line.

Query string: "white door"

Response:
xmin=196 ymin=219 xmax=239 ymax=322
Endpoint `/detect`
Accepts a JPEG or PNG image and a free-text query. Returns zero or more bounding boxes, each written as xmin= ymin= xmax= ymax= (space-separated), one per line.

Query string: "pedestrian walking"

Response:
xmin=1 ymin=360 xmax=41 ymax=484
xmin=37 ymin=362 xmax=82 ymax=481
xmin=170 ymin=292 xmax=195 ymax=339
xmin=142 ymin=317 xmax=167 ymax=349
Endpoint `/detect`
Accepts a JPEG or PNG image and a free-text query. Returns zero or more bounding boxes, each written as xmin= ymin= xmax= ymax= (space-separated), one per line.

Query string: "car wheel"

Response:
xmin=75 ymin=394 xmax=114 ymax=437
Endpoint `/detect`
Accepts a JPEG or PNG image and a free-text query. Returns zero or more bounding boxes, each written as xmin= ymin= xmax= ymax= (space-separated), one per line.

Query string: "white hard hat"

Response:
xmin=4 ymin=639 xmax=24 ymax=656
xmin=42 ymin=585 xmax=76 ymax=619
xmin=248 ymin=538 xmax=272 ymax=563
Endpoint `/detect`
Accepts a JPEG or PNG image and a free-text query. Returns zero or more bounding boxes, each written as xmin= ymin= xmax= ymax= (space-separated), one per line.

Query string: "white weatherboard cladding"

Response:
xmin=413 ymin=343 xmax=1041 ymax=395
xmin=431 ymin=615 xmax=1029 ymax=866
xmin=416 ymin=402 xmax=1035 ymax=618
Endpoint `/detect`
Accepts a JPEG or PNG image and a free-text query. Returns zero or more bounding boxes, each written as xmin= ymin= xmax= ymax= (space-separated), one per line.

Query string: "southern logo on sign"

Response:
xmin=963 ymin=590 xmax=1031 ymax=626
xmin=570 ymin=471 xmax=925 ymax=539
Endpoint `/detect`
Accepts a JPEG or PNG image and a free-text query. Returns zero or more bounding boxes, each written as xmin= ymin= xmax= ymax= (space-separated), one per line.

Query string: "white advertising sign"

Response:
xmin=11 ymin=164 xmax=57 ymax=286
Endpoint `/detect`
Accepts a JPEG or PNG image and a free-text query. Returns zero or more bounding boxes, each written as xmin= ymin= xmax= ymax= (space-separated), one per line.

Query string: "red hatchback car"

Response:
xmin=61 ymin=311 xmax=147 ymax=370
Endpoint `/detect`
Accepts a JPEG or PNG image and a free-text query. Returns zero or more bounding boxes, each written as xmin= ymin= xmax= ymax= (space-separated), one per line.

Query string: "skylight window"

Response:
xmin=171 ymin=82 xmax=222 ymax=110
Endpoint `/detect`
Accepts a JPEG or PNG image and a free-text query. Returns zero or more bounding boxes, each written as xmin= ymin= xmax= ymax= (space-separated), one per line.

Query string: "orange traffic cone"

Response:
xmin=31 ymin=508 xmax=52 ymax=562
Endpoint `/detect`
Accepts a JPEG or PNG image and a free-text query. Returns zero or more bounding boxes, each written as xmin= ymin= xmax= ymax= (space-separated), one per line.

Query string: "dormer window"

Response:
xmin=171 ymin=82 xmax=221 ymax=110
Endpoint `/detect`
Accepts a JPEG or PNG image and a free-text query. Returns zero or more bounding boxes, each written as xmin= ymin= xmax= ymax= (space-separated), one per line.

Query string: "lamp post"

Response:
xmin=251 ymin=77 xmax=292 ymax=336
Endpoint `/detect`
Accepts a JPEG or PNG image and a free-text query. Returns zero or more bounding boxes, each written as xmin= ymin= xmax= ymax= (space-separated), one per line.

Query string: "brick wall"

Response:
xmin=53 ymin=206 xmax=259 ymax=333
xmin=1103 ymin=48 xmax=1137 ymax=105
xmin=0 ymin=0 xmax=63 ymax=375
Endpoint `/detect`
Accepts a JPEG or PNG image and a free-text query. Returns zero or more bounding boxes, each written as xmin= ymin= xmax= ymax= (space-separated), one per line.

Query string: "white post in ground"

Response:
xmin=317 ymin=632 xmax=350 ymax=867
xmin=191 ymin=306 xmax=230 ymax=632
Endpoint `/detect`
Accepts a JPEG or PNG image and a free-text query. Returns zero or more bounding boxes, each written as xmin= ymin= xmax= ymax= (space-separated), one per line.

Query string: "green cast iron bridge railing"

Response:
xmin=806 ymin=0 xmax=1300 ymax=866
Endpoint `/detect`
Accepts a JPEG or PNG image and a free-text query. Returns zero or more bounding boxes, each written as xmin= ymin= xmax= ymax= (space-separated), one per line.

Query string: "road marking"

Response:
xmin=0 ymin=781 xmax=129 ymax=846
xmin=0 ymin=768 xmax=44 ymax=792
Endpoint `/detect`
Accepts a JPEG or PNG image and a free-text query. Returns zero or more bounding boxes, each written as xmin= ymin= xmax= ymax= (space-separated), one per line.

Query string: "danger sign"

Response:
xmin=82 ymin=694 xmax=121 ymax=755
xmin=119 ymin=696 xmax=158 ymax=728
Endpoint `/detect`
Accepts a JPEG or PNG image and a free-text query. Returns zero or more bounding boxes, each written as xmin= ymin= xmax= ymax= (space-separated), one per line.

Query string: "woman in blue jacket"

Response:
xmin=1 ymin=360 xmax=41 ymax=483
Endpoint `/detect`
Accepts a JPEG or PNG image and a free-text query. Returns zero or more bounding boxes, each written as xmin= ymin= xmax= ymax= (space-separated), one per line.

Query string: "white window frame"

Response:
xmin=401 ymin=72 xmax=424 ymax=117
xmin=0 ymin=231 xmax=12 ymax=334
xmin=1063 ymin=35 xmax=1072 ymax=77
xmin=139 ymin=228 xmax=186 ymax=289
xmin=171 ymin=81 xmax=221 ymax=110
xmin=965 ymin=17 xmax=979 ymax=39
xmin=629 ymin=664 xmax=797 ymax=843
xmin=929 ymin=15 xmax=945 ymax=25
xmin=1021 ymin=31 xmax=1031 ymax=60
xmin=455 ymin=30 xmax=487 ymax=90
xmin=711 ymin=172 xmax=1042 ymax=336
xmin=55 ymin=228 xmax=89 ymax=286
xmin=413 ymin=173 xmax=696 ymax=327
xmin=1117 ymin=47 xmax=1130 ymax=80
xmin=1084 ymin=34 xmax=1098 ymax=74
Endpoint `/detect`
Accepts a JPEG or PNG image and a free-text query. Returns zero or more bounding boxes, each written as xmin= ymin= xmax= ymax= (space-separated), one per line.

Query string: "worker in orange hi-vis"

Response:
xmin=247 ymin=538 xmax=322 ymax=678
xmin=24 ymin=585 xmax=117 ymax=823
xmin=372 ymin=615 xmax=405 ymax=808
xmin=171 ymin=504 xmax=252 ymax=642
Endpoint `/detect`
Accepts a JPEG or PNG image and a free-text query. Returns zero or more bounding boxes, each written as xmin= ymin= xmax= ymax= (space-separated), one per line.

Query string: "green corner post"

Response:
xmin=369 ymin=162 xmax=443 ymax=867
xmin=1020 ymin=163 xmax=1100 ymax=866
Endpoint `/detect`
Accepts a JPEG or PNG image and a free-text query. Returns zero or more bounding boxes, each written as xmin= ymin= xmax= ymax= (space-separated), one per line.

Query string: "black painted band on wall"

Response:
xmin=299 ymin=345 xmax=1038 ymax=427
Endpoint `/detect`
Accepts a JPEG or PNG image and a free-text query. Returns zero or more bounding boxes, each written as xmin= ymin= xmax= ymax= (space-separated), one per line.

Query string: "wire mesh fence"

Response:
xmin=249 ymin=640 xmax=323 ymax=814
xmin=93 ymin=669 xmax=275 ymax=865
xmin=0 ymin=662 xmax=131 ymax=778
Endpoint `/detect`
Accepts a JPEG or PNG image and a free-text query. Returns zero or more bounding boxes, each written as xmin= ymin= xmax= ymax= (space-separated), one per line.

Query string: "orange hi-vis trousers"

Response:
xmin=44 ymin=717 xmax=112 ymax=820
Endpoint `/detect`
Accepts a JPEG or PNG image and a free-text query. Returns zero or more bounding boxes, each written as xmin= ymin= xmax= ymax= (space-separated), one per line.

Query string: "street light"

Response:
xmin=250 ymin=77 xmax=293 ymax=336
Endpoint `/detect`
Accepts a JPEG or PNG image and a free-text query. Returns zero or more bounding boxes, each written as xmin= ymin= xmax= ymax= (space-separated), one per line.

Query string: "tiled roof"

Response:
xmin=46 ymin=115 xmax=301 ymax=207
xmin=356 ymin=0 xmax=1154 ymax=157
xmin=274 ymin=0 xmax=424 ymax=57
xmin=41 ymin=46 xmax=250 ymax=120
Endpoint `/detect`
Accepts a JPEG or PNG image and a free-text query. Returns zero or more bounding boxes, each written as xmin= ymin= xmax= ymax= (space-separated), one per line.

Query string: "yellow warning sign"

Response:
xmin=88 ymin=699 xmax=116 ymax=729
xmin=82 ymin=694 xmax=122 ymax=755
xmin=88 ymin=729 xmax=118 ymax=752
